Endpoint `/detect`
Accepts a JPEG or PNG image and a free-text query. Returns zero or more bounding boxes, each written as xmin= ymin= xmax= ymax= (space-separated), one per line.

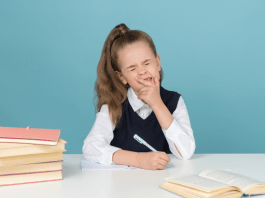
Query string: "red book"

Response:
xmin=0 ymin=126 xmax=60 ymax=145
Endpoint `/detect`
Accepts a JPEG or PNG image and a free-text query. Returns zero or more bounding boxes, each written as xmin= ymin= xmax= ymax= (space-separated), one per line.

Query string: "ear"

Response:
xmin=115 ymin=71 xmax=128 ymax=85
xmin=156 ymin=54 xmax=161 ymax=72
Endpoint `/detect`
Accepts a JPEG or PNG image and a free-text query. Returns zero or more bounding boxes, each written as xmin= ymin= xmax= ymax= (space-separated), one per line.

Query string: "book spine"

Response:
xmin=0 ymin=144 xmax=65 ymax=158
xmin=0 ymin=178 xmax=64 ymax=187
xmin=0 ymin=169 xmax=63 ymax=177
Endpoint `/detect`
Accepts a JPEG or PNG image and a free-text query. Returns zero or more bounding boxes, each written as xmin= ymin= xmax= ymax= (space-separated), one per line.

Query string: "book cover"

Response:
xmin=0 ymin=126 xmax=60 ymax=145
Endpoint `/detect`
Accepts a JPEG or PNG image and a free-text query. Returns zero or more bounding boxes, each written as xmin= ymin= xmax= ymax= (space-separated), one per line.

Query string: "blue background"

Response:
xmin=0 ymin=0 xmax=264 ymax=154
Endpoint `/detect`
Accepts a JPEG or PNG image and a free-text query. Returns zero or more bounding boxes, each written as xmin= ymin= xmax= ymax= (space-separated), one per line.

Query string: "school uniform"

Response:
xmin=83 ymin=86 xmax=196 ymax=165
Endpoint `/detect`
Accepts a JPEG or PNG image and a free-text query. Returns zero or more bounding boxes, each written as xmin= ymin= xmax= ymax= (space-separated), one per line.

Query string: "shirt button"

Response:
xmin=168 ymin=133 xmax=172 ymax=137
xmin=105 ymin=160 xmax=108 ymax=163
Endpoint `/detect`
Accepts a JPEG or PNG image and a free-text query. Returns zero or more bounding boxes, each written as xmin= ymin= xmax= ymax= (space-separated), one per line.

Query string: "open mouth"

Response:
xmin=145 ymin=77 xmax=152 ymax=81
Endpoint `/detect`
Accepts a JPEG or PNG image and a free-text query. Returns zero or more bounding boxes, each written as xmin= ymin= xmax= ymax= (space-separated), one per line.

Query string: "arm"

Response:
xmin=107 ymin=111 xmax=140 ymax=167
xmin=83 ymin=104 xmax=170 ymax=169
xmin=112 ymin=150 xmax=140 ymax=167
xmin=110 ymin=109 xmax=171 ymax=170
xmin=82 ymin=104 xmax=121 ymax=165
xmin=152 ymin=96 xmax=196 ymax=160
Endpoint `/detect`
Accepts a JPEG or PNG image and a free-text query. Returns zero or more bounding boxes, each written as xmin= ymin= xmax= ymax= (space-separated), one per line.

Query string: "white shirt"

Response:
xmin=82 ymin=87 xmax=196 ymax=165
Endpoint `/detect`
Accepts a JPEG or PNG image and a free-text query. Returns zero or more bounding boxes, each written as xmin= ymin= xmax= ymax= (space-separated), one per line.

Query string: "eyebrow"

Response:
xmin=126 ymin=59 xmax=151 ymax=69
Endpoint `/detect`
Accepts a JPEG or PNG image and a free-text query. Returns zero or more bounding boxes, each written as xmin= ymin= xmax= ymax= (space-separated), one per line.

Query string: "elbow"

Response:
xmin=181 ymin=142 xmax=196 ymax=160
xmin=82 ymin=143 xmax=87 ymax=155
xmin=82 ymin=138 xmax=104 ymax=160
xmin=82 ymin=142 xmax=90 ymax=158
xmin=82 ymin=139 xmax=94 ymax=158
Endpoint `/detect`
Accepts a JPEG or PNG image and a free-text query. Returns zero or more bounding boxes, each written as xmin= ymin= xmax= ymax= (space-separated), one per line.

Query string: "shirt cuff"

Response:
xmin=100 ymin=144 xmax=121 ymax=165
xmin=161 ymin=119 xmax=192 ymax=160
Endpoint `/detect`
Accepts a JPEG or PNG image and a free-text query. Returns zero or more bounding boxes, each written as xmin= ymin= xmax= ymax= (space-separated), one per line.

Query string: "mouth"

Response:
xmin=144 ymin=77 xmax=152 ymax=82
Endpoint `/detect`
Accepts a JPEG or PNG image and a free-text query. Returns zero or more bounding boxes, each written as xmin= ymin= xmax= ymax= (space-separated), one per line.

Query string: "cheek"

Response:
xmin=128 ymin=75 xmax=136 ymax=82
xmin=124 ymin=75 xmax=135 ymax=86
xmin=129 ymin=76 xmax=141 ymax=86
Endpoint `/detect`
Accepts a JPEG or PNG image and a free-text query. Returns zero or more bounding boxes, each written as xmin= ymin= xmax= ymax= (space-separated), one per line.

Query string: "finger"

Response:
xmin=157 ymin=164 xmax=166 ymax=170
xmin=159 ymin=153 xmax=171 ymax=162
xmin=137 ymin=92 xmax=148 ymax=101
xmin=150 ymin=74 xmax=155 ymax=84
xmin=154 ymin=76 xmax=159 ymax=86
xmin=138 ymin=87 xmax=149 ymax=94
xmin=155 ymin=76 xmax=158 ymax=85
xmin=137 ymin=87 xmax=148 ymax=97
xmin=158 ymin=159 xmax=168 ymax=167
xmin=135 ymin=76 xmax=153 ymax=86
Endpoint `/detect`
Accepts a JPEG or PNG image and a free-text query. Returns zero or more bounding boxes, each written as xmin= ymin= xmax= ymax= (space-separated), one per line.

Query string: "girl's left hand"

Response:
xmin=135 ymin=75 xmax=162 ymax=109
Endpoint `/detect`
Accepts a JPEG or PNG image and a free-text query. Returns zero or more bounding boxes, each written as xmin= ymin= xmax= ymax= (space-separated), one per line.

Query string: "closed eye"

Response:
xmin=130 ymin=63 xmax=149 ymax=71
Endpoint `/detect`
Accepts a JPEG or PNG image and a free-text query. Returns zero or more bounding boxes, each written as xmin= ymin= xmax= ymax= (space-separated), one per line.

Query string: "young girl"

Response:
xmin=83 ymin=23 xmax=196 ymax=170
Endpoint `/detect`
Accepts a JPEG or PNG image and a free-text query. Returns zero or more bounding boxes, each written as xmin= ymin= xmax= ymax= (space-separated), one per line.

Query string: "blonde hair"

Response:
xmin=94 ymin=23 xmax=164 ymax=127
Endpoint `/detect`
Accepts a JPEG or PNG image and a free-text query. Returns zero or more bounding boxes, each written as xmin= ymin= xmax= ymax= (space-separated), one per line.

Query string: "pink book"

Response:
xmin=0 ymin=126 xmax=60 ymax=145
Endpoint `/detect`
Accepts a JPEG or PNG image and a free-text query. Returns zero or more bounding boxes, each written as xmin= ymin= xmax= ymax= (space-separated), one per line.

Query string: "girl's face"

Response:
xmin=117 ymin=41 xmax=161 ymax=96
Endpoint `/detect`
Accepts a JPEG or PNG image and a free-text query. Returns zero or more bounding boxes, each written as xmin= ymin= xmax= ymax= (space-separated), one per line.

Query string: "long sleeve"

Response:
xmin=161 ymin=96 xmax=196 ymax=160
xmin=82 ymin=104 xmax=121 ymax=165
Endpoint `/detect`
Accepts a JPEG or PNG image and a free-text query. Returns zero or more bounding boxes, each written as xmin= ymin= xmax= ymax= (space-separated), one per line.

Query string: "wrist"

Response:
xmin=150 ymin=98 xmax=164 ymax=111
xmin=135 ymin=152 xmax=142 ymax=167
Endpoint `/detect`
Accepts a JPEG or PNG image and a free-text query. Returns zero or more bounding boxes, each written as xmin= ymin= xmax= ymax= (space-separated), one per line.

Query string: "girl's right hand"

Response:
xmin=136 ymin=151 xmax=171 ymax=170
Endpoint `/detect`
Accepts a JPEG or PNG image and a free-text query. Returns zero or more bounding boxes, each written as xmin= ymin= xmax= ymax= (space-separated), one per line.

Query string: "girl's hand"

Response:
xmin=136 ymin=151 xmax=171 ymax=170
xmin=135 ymin=75 xmax=162 ymax=109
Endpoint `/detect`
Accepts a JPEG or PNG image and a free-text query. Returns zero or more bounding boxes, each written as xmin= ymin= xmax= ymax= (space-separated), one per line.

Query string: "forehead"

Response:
xmin=118 ymin=41 xmax=153 ymax=68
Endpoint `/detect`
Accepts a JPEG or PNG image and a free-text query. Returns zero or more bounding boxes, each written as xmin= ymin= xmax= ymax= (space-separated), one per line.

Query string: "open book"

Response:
xmin=160 ymin=169 xmax=265 ymax=198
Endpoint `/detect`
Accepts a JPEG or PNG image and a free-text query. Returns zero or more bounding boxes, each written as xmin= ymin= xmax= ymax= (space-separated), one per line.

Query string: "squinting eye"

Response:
xmin=131 ymin=68 xmax=135 ymax=71
xmin=145 ymin=63 xmax=149 ymax=65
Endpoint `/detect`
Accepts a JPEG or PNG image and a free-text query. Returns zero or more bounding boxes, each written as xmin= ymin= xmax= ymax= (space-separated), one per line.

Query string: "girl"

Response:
xmin=82 ymin=23 xmax=196 ymax=170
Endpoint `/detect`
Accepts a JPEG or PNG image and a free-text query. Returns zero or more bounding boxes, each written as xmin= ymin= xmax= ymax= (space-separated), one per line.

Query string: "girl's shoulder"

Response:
xmin=99 ymin=104 xmax=115 ymax=127
xmin=99 ymin=104 xmax=109 ymax=113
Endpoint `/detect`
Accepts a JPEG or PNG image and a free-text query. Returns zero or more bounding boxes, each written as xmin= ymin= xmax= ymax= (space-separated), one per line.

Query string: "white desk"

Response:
xmin=2 ymin=154 xmax=265 ymax=198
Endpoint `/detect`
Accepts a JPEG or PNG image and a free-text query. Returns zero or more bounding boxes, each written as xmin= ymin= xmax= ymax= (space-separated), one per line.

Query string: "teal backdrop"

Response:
xmin=0 ymin=1 xmax=264 ymax=154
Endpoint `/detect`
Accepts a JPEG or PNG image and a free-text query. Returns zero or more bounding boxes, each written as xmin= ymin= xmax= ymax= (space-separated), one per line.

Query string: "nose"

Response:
xmin=138 ymin=66 xmax=147 ymax=76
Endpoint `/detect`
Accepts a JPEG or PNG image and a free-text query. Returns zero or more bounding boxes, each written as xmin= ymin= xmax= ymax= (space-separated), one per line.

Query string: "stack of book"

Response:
xmin=0 ymin=126 xmax=67 ymax=187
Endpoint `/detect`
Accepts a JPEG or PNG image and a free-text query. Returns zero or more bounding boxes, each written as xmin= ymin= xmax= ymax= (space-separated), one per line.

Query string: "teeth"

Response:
xmin=144 ymin=77 xmax=152 ymax=81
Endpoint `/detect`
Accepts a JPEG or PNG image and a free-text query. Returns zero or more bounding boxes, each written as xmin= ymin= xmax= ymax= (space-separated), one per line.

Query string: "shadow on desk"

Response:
xmin=62 ymin=155 xmax=81 ymax=179
xmin=189 ymin=154 xmax=211 ymax=160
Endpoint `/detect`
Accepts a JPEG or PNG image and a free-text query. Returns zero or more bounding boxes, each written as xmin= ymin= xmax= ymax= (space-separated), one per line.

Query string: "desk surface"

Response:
xmin=2 ymin=154 xmax=265 ymax=198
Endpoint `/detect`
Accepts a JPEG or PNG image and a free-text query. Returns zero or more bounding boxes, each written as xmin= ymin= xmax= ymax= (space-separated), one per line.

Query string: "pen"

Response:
xmin=133 ymin=134 xmax=157 ymax=152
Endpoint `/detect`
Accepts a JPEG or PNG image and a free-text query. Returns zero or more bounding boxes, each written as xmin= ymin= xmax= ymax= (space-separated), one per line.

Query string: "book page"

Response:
xmin=80 ymin=156 xmax=129 ymax=170
xmin=199 ymin=169 xmax=265 ymax=191
xmin=129 ymin=161 xmax=175 ymax=169
xmin=165 ymin=174 xmax=231 ymax=192
xmin=80 ymin=155 xmax=176 ymax=170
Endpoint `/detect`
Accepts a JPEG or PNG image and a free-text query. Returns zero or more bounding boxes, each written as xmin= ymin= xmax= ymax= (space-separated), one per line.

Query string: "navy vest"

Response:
xmin=110 ymin=86 xmax=181 ymax=154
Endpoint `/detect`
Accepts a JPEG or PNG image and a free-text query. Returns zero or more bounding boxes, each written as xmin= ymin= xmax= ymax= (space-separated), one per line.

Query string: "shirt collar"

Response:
xmin=127 ymin=87 xmax=149 ymax=112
